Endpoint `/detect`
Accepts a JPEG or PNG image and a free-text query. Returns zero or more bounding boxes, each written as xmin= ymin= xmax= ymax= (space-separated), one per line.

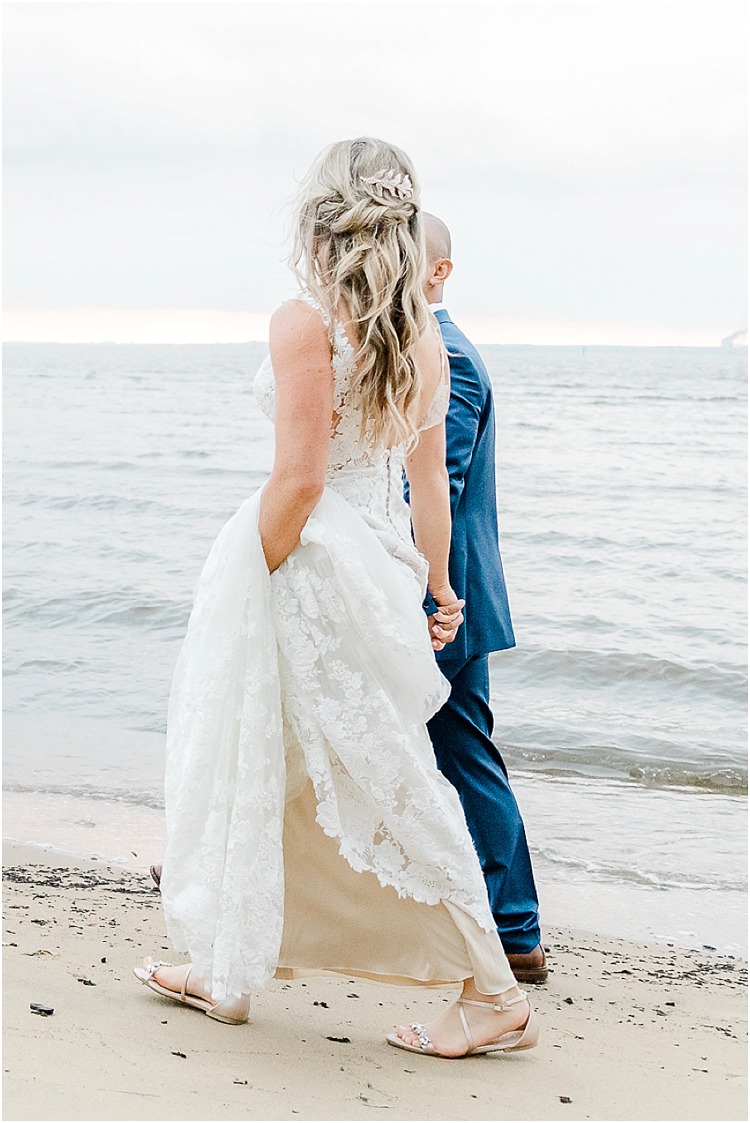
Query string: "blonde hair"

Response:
xmin=290 ymin=137 xmax=430 ymax=447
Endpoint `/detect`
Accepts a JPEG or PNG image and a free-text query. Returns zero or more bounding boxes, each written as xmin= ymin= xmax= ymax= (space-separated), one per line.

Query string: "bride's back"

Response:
xmin=254 ymin=292 xmax=448 ymax=476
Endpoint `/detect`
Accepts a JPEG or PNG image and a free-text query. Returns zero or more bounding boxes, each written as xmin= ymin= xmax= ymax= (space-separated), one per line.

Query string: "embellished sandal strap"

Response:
xmin=458 ymin=989 xmax=528 ymax=1013
xmin=409 ymin=1022 xmax=433 ymax=1050
xmin=145 ymin=959 xmax=173 ymax=980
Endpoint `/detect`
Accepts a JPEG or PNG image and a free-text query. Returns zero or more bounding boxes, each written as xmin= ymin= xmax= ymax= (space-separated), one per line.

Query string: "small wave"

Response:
xmin=500 ymin=741 xmax=748 ymax=795
xmin=38 ymin=459 xmax=106 ymax=470
xmin=193 ymin=466 xmax=259 ymax=477
xmin=621 ymin=393 xmax=744 ymax=404
xmin=3 ymin=588 xmax=190 ymax=632
xmin=43 ymin=494 xmax=150 ymax=512
xmin=14 ymin=491 xmax=171 ymax=514
xmin=503 ymin=646 xmax=747 ymax=702
xmin=14 ymin=657 xmax=87 ymax=673
xmin=503 ymin=529 xmax=618 ymax=550
xmin=95 ymin=602 xmax=190 ymax=628
xmin=3 ymin=780 xmax=165 ymax=811
xmin=534 ymin=846 xmax=747 ymax=893
xmin=626 ymin=763 xmax=748 ymax=794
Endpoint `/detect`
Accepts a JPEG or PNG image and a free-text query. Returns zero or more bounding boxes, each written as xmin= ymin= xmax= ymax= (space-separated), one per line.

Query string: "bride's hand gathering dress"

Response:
xmin=161 ymin=295 xmax=516 ymax=1001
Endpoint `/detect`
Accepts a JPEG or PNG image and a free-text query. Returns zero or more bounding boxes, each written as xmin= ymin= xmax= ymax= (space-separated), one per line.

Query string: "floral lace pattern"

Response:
xmin=162 ymin=493 xmax=287 ymax=999
xmin=271 ymin=490 xmax=492 ymax=916
xmin=162 ymin=295 xmax=496 ymax=1002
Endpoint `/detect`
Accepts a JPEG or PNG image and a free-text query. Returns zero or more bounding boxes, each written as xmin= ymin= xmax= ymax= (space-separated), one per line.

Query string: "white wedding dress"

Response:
xmin=161 ymin=295 xmax=516 ymax=1001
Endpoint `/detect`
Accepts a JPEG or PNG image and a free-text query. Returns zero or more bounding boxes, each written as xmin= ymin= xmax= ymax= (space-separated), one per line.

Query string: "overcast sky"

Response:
xmin=3 ymin=0 xmax=747 ymax=344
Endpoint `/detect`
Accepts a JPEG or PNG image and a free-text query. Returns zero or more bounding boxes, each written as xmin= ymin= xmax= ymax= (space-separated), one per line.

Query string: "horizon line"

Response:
xmin=3 ymin=308 xmax=744 ymax=350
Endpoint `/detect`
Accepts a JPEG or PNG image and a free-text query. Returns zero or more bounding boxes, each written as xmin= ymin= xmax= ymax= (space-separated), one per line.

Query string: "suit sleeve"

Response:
xmin=444 ymin=348 xmax=484 ymax=519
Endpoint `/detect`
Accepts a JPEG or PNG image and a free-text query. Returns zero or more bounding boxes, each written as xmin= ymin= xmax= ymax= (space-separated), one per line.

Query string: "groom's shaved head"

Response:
xmin=422 ymin=213 xmax=454 ymax=301
xmin=423 ymin=213 xmax=452 ymax=264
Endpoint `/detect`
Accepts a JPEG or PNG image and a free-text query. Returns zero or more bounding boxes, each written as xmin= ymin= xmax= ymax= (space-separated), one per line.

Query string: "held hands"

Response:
xmin=427 ymin=586 xmax=465 ymax=651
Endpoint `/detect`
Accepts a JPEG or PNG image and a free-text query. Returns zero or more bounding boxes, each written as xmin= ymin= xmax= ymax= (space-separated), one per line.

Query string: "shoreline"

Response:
xmin=4 ymin=780 xmax=746 ymax=957
xmin=2 ymin=841 xmax=747 ymax=1122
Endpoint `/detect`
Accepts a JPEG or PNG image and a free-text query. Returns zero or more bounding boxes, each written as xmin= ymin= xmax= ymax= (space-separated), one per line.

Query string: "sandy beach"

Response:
xmin=2 ymin=843 xmax=746 ymax=1122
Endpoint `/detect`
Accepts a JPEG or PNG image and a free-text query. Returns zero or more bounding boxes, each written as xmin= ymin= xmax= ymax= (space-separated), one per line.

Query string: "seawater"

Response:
xmin=3 ymin=342 xmax=747 ymax=951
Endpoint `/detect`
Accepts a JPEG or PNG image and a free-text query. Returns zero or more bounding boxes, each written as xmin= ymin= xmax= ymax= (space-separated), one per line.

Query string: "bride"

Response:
xmin=133 ymin=137 xmax=539 ymax=1059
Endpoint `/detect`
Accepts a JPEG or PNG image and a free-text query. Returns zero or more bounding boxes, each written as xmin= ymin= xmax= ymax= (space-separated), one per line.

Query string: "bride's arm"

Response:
xmin=405 ymin=421 xmax=451 ymax=592
xmin=405 ymin=421 xmax=464 ymax=648
xmin=259 ymin=301 xmax=334 ymax=573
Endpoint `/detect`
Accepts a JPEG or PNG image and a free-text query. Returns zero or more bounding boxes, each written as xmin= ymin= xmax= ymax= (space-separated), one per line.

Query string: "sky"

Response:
xmin=3 ymin=0 xmax=747 ymax=345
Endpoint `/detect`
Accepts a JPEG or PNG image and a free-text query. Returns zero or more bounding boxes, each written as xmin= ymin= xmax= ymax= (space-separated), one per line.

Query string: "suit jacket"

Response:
xmin=408 ymin=308 xmax=516 ymax=663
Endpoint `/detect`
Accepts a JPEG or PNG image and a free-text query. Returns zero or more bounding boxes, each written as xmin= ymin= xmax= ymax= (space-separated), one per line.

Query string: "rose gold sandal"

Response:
xmin=133 ymin=958 xmax=249 ymax=1025
xmin=386 ymin=990 xmax=538 ymax=1057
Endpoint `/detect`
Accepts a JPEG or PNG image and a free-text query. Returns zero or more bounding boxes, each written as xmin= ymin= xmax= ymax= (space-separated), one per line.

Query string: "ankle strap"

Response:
xmin=458 ymin=989 xmax=528 ymax=1013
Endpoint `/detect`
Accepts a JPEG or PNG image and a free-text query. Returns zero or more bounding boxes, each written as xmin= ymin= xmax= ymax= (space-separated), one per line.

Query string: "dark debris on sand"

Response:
xmin=3 ymin=865 xmax=159 ymax=902
xmin=552 ymin=938 xmax=747 ymax=992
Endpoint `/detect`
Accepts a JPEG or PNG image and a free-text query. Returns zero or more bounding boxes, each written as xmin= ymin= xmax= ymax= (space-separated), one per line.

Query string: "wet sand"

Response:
xmin=2 ymin=842 xmax=747 ymax=1122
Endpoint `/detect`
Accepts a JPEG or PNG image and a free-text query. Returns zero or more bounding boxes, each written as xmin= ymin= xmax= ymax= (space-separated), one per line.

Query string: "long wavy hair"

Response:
xmin=290 ymin=137 xmax=430 ymax=448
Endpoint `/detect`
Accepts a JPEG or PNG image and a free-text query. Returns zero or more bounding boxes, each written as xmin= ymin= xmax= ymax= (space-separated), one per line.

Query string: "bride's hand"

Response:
xmin=427 ymin=586 xmax=465 ymax=650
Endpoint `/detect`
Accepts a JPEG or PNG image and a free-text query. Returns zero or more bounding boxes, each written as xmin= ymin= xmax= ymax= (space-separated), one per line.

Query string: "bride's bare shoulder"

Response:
xmin=269 ymin=299 xmax=331 ymax=367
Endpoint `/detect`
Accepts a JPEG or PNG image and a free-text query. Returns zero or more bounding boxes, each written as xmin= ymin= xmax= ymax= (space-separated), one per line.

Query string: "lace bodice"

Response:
xmin=254 ymin=295 xmax=449 ymax=573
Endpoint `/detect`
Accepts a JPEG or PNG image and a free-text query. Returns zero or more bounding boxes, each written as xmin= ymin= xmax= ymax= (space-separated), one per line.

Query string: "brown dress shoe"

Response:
xmin=150 ymin=863 xmax=162 ymax=890
xmin=506 ymin=944 xmax=548 ymax=984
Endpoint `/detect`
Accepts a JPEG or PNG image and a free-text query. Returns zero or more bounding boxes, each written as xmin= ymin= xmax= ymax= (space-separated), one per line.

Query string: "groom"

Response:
xmin=416 ymin=214 xmax=546 ymax=983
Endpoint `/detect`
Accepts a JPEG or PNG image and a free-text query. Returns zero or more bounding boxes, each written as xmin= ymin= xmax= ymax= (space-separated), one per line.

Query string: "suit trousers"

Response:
xmin=427 ymin=653 xmax=541 ymax=954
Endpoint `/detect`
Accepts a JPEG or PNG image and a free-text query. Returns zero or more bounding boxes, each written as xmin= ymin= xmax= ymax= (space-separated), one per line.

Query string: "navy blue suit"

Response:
xmin=409 ymin=307 xmax=541 ymax=954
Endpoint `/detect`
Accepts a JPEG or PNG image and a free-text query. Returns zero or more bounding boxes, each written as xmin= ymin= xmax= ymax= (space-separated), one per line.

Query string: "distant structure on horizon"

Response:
xmin=721 ymin=330 xmax=748 ymax=349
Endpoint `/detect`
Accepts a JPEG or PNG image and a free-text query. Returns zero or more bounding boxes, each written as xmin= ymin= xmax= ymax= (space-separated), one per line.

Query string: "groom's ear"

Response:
xmin=434 ymin=258 xmax=453 ymax=284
